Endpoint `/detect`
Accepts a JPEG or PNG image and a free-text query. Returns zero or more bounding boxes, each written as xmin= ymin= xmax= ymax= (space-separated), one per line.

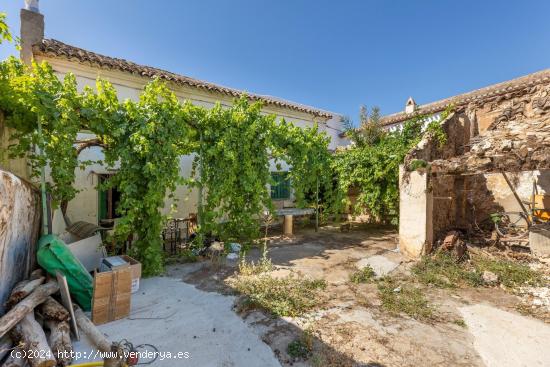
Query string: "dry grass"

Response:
xmin=377 ymin=277 xmax=435 ymax=321
xmin=238 ymin=257 xmax=274 ymax=275
xmin=411 ymin=252 xmax=544 ymax=289
xmin=230 ymin=273 xmax=327 ymax=317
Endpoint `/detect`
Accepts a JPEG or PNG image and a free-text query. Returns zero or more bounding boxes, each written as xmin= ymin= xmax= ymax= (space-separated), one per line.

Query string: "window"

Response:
xmin=271 ymin=172 xmax=290 ymax=200
xmin=98 ymin=174 xmax=122 ymax=222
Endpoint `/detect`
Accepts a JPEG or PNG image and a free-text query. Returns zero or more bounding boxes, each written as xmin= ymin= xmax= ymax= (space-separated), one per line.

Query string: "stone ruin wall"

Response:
xmin=410 ymin=78 xmax=550 ymax=241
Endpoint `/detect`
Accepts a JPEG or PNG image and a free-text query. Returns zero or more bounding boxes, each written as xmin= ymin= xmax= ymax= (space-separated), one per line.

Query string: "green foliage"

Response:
xmin=231 ymin=273 xmax=327 ymax=317
xmin=412 ymin=252 xmax=543 ymax=289
xmin=0 ymin=13 xmax=13 ymax=44
xmin=409 ymin=159 xmax=428 ymax=171
xmin=287 ymin=339 xmax=312 ymax=359
xmin=334 ymin=107 xmax=450 ymax=224
xmin=412 ymin=253 xmax=482 ymax=288
xmin=0 ymin=56 xmax=333 ymax=275
xmin=473 ymin=256 xmax=543 ymax=288
xmin=350 ymin=265 xmax=375 ymax=283
xmin=195 ymin=98 xmax=276 ymax=243
xmin=239 ymin=257 xmax=274 ymax=276
xmin=342 ymin=105 xmax=384 ymax=147
xmin=94 ymin=79 xmax=196 ymax=275
xmin=195 ymin=97 xmax=334 ymax=243
xmin=425 ymin=105 xmax=452 ymax=149
xmin=1 ymin=59 xmax=82 ymax=207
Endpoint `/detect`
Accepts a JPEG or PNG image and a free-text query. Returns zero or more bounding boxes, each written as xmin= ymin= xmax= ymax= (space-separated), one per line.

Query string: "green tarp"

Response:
xmin=37 ymin=234 xmax=93 ymax=311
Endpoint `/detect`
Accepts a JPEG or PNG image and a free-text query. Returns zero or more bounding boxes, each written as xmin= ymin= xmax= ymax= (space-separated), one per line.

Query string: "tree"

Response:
xmin=342 ymin=105 xmax=385 ymax=147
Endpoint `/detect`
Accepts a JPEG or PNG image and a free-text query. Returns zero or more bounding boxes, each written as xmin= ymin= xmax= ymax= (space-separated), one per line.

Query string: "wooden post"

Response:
xmin=0 ymin=281 xmax=59 ymax=339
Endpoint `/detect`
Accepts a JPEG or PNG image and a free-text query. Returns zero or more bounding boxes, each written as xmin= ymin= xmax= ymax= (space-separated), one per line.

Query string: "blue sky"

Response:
xmin=2 ymin=0 xmax=549 ymax=123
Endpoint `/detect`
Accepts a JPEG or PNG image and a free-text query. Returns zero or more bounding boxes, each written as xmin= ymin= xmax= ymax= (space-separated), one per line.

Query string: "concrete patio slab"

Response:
xmin=356 ymin=254 xmax=400 ymax=277
xmin=73 ymin=276 xmax=281 ymax=366
xmin=460 ymin=303 xmax=550 ymax=367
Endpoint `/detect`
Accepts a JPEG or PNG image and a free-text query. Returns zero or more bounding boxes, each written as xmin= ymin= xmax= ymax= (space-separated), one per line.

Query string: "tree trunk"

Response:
xmin=39 ymin=297 xmax=69 ymax=322
xmin=2 ymin=346 xmax=29 ymax=367
xmin=6 ymin=277 xmax=46 ymax=309
xmin=0 ymin=281 xmax=59 ymax=339
xmin=44 ymin=320 xmax=73 ymax=367
xmin=12 ymin=313 xmax=56 ymax=367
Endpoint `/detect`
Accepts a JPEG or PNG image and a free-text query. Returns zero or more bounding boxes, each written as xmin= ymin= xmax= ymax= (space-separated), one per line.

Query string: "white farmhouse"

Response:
xmin=12 ymin=4 xmax=347 ymax=226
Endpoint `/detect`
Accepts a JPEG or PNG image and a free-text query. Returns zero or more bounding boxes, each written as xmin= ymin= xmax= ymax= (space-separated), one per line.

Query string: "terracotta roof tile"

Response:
xmin=381 ymin=68 xmax=550 ymax=126
xmin=33 ymin=39 xmax=333 ymax=119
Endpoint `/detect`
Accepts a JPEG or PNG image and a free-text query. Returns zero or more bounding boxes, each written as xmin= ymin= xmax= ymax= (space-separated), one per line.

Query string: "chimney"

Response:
xmin=405 ymin=97 xmax=417 ymax=114
xmin=20 ymin=0 xmax=44 ymax=65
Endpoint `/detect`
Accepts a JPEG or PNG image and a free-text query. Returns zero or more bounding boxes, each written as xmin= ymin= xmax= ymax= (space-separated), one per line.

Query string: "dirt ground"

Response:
xmin=168 ymin=224 xmax=550 ymax=367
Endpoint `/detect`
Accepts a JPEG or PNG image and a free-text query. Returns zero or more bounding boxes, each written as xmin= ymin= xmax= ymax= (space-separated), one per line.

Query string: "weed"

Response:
xmin=473 ymin=256 xmax=543 ymax=288
xmin=287 ymin=339 xmax=312 ymax=359
xmin=238 ymin=257 xmax=274 ymax=276
xmin=230 ymin=273 xmax=327 ymax=317
xmin=310 ymin=354 xmax=324 ymax=367
xmin=412 ymin=252 xmax=543 ymax=290
xmin=412 ymin=253 xmax=482 ymax=288
xmin=452 ymin=319 xmax=466 ymax=328
xmin=377 ymin=278 xmax=434 ymax=320
xmin=165 ymin=249 xmax=198 ymax=264
xmin=350 ymin=265 xmax=376 ymax=284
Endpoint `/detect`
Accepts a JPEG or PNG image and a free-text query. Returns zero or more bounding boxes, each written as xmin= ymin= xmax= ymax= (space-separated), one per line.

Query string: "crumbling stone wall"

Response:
xmin=471 ymin=79 xmax=550 ymax=132
xmin=401 ymin=76 xmax=550 ymax=251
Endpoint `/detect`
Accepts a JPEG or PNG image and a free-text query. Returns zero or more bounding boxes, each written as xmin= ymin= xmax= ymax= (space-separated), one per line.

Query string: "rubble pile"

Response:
xmin=431 ymin=117 xmax=550 ymax=175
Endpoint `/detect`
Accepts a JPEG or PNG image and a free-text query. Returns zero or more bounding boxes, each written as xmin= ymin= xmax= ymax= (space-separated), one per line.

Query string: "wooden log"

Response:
xmin=0 ymin=334 xmax=13 ymax=361
xmin=39 ymin=297 xmax=69 ymax=322
xmin=6 ymin=277 xmax=46 ymax=309
xmin=73 ymin=308 xmax=110 ymax=352
xmin=74 ymin=308 xmax=125 ymax=367
xmin=44 ymin=320 xmax=73 ymax=367
xmin=2 ymin=346 xmax=29 ymax=367
xmin=29 ymin=269 xmax=45 ymax=280
xmin=12 ymin=313 xmax=56 ymax=367
xmin=0 ymin=281 xmax=59 ymax=339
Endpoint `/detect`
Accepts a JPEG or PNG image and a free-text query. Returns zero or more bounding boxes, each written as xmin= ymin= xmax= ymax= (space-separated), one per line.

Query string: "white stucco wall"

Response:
xmin=37 ymin=57 xmax=347 ymax=224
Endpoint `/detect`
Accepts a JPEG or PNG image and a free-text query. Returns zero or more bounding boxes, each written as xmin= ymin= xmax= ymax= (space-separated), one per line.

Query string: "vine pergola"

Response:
xmin=0 ymin=58 xmax=335 ymax=275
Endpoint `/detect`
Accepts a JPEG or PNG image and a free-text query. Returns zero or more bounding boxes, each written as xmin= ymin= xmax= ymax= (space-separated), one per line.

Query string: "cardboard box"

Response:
xmin=92 ymin=267 xmax=132 ymax=325
xmin=119 ymin=255 xmax=142 ymax=293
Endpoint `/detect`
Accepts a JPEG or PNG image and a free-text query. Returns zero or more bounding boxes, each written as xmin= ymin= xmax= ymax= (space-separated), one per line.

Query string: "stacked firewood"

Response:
xmin=0 ymin=269 xmax=122 ymax=367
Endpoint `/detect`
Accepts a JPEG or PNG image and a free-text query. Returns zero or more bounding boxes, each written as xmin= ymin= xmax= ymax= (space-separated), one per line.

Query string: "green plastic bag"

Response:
xmin=37 ymin=234 xmax=94 ymax=311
